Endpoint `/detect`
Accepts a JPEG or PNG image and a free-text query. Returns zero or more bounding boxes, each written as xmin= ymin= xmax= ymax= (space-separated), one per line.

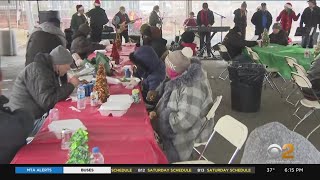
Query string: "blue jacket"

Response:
xmin=131 ymin=46 xmax=166 ymax=100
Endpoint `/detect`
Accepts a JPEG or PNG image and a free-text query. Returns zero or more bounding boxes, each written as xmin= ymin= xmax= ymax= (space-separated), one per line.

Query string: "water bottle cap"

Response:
xmin=92 ymin=147 xmax=100 ymax=153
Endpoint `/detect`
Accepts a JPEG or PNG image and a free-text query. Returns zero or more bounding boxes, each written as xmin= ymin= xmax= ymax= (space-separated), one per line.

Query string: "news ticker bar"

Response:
xmin=15 ymin=167 xmax=255 ymax=174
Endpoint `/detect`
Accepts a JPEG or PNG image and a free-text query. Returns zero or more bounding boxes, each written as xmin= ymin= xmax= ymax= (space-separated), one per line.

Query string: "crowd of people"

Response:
xmin=1 ymin=0 xmax=320 ymax=164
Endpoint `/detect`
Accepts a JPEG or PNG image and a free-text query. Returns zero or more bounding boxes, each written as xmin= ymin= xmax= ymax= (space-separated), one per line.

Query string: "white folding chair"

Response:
xmin=250 ymin=51 xmax=284 ymax=97
xmin=193 ymin=96 xmax=223 ymax=161
xmin=291 ymin=72 xmax=320 ymax=139
xmin=217 ymin=44 xmax=232 ymax=80
xmin=172 ymin=160 xmax=214 ymax=164
xmin=293 ymin=63 xmax=307 ymax=76
xmin=284 ymin=56 xmax=300 ymax=106
xmin=197 ymin=115 xmax=248 ymax=164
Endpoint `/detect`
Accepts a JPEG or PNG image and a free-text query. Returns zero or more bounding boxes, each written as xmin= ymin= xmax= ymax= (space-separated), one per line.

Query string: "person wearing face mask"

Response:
xmin=0 ymin=68 xmax=34 ymax=163
xmin=71 ymin=23 xmax=105 ymax=61
xmin=148 ymin=47 xmax=213 ymax=162
xmin=6 ymin=46 xmax=80 ymax=124
xmin=129 ymin=46 xmax=166 ymax=103
xmin=276 ymin=2 xmax=300 ymax=36
xmin=112 ymin=6 xmax=133 ymax=43
xmin=70 ymin=5 xmax=87 ymax=33
xmin=149 ymin=5 xmax=162 ymax=28
xmin=234 ymin=1 xmax=248 ymax=40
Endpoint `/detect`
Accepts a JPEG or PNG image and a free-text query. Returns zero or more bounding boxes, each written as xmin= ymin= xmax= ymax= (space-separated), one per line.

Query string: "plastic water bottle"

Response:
xmin=90 ymin=147 xmax=104 ymax=164
xmin=77 ymin=85 xmax=86 ymax=109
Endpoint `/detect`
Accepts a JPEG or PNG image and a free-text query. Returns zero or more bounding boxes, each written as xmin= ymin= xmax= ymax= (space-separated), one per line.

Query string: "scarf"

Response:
xmin=200 ymin=10 xmax=209 ymax=26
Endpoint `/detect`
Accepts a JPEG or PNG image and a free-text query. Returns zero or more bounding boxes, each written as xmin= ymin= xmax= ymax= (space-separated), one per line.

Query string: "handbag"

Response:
xmin=294 ymin=27 xmax=307 ymax=36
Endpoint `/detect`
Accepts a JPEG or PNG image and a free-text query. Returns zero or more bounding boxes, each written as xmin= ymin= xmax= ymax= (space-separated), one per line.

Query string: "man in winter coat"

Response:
xmin=197 ymin=2 xmax=215 ymax=57
xmin=251 ymin=3 xmax=273 ymax=39
xmin=276 ymin=2 xmax=300 ymax=36
xmin=222 ymin=26 xmax=257 ymax=62
xmin=112 ymin=6 xmax=133 ymax=43
xmin=25 ymin=18 xmax=67 ymax=66
xmin=0 ymin=69 xmax=34 ymax=164
xmin=70 ymin=5 xmax=87 ymax=33
xmin=241 ymin=122 xmax=320 ymax=164
xmin=234 ymin=1 xmax=248 ymax=40
xmin=6 ymin=46 xmax=80 ymax=121
xmin=129 ymin=46 xmax=166 ymax=102
xmin=302 ymin=55 xmax=320 ymax=100
xmin=71 ymin=23 xmax=105 ymax=60
xmin=149 ymin=5 xmax=162 ymax=27
xmin=269 ymin=23 xmax=289 ymax=46
xmin=86 ymin=0 xmax=109 ymax=43
xmin=149 ymin=47 xmax=214 ymax=162
xmin=142 ymin=26 xmax=168 ymax=61
xmin=300 ymin=0 xmax=320 ymax=48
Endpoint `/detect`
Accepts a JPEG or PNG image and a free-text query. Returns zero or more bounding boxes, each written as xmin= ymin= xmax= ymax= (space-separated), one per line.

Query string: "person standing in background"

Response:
xmin=276 ymin=2 xmax=300 ymax=36
xmin=234 ymin=2 xmax=248 ymax=40
xmin=251 ymin=2 xmax=273 ymax=39
xmin=300 ymin=0 xmax=320 ymax=48
xmin=149 ymin=5 xmax=162 ymax=27
xmin=70 ymin=5 xmax=87 ymax=33
xmin=112 ymin=6 xmax=132 ymax=43
xmin=196 ymin=2 xmax=215 ymax=57
xmin=86 ymin=0 xmax=109 ymax=42
xmin=183 ymin=12 xmax=197 ymax=27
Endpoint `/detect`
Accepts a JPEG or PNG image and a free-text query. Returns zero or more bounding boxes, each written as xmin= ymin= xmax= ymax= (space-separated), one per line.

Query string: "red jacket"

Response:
xmin=276 ymin=10 xmax=300 ymax=32
xmin=181 ymin=42 xmax=197 ymax=56
xmin=183 ymin=18 xmax=197 ymax=27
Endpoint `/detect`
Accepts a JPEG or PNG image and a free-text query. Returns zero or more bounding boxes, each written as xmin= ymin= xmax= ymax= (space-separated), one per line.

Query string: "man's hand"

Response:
xmin=146 ymin=90 xmax=157 ymax=102
xmin=68 ymin=76 xmax=80 ymax=87
xmin=149 ymin=111 xmax=157 ymax=121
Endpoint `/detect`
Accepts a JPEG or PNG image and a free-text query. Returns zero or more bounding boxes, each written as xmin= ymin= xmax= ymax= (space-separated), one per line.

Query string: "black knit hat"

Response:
xmin=241 ymin=1 xmax=247 ymax=8
xmin=181 ymin=31 xmax=195 ymax=43
xmin=76 ymin=5 xmax=83 ymax=11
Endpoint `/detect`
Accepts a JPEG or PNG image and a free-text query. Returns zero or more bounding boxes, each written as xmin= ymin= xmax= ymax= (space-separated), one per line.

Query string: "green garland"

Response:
xmin=261 ymin=28 xmax=270 ymax=47
xmin=66 ymin=129 xmax=90 ymax=164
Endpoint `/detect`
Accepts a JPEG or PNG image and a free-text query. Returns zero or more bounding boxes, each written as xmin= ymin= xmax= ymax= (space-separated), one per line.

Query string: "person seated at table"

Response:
xmin=269 ymin=23 xmax=288 ymax=46
xmin=302 ymin=55 xmax=320 ymax=100
xmin=142 ymin=26 xmax=168 ymax=61
xmin=222 ymin=26 xmax=257 ymax=62
xmin=6 ymin=46 xmax=80 ymax=134
xmin=129 ymin=45 xmax=166 ymax=104
xmin=183 ymin=12 xmax=197 ymax=27
xmin=149 ymin=47 xmax=214 ymax=162
xmin=70 ymin=23 xmax=106 ymax=65
xmin=0 ymin=68 xmax=34 ymax=164
xmin=173 ymin=31 xmax=197 ymax=56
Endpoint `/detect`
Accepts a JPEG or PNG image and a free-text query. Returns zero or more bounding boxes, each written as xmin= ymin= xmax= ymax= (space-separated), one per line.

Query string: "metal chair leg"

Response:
xmin=193 ymin=147 xmax=208 ymax=161
xmin=267 ymin=73 xmax=282 ymax=97
xmin=198 ymin=131 xmax=215 ymax=160
xmin=293 ymin=108 xmax=315 ymax=131
xmin=218 ymin=68 xmax=229 ymax=80
xmin=306 ymin=112 xmax=320 ymax=139
xmin=286 ymin=87 xmax=299 ymax=106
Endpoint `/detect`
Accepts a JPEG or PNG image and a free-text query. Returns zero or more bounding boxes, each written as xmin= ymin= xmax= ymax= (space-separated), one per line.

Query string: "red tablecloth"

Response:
xmin=11 ymin=84 xmax=168 ymax=164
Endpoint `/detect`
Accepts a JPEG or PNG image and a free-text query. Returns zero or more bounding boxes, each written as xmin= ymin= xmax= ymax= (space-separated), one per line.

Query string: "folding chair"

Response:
xmin=250 ymin=51 xmax=284 ymax=97
xmin=284 ymin=56 xmax=300 ymax=106
xmin=217 ymin=44 xmax=232 ymax=80
xmin=193 ymin=96 xmax=223 ymax=161
xmin=197 ymin=115 xmax=248 ymax=164
xmin=291 ymin=72 xmax=320 ymax=139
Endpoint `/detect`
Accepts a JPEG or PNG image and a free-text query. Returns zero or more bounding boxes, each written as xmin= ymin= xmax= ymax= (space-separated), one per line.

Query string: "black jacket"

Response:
xmin=86 ymin=7 xmax=109 ymax=28
xmin=7 ymin=54 xmax=75 ymax=120
xmin=149 ymin=11 xmax=162 ymax=27
xmin=251 ymin=10 xmax=273 ymax=35
xmin=0 ymin=95 xmax=33 ymax=164
xmin=113 ymin=11 xmax=131 ymax=29
xmin=300 ymin=6 xmax=320 ymax=28
xmin=25 ymin=31 xmax=62 ymax=66
xmin=70 ymin=13 xmax=87 ymax=33
xmin=269 ymin=30 xmax=288 ymax=46
xmin=234 ymin=8 xmax=247 ymax=29
xmin=222 ymin=28 xmax=257 ymax=59
xmin=71 ymin=32 xmax=105 ymax=59
xmin=196 ymin=9 xmax=215 ymax=26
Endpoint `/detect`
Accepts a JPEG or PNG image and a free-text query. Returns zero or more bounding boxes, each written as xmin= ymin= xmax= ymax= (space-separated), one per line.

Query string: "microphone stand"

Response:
xmin=212 ymin=11 xmax=226 ymax=42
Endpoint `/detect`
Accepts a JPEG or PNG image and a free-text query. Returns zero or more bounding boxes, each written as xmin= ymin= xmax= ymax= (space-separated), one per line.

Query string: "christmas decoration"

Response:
xmin=93 ymin=63 xmax=110 ymax=103
xmin=110 ymin=42 xmax=120 ymax=65
xmin=115 ymin=33 xmax=122 ymax=51
xmin=66 ymin=129 xmax=90 ymax=164
xmin=261 ymin=29 xmax=270 ymax=47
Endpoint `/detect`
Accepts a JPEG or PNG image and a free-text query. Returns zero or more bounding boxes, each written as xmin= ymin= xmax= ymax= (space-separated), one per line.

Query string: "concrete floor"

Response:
xmin=1 ymin=49 xmax=319 ymax=164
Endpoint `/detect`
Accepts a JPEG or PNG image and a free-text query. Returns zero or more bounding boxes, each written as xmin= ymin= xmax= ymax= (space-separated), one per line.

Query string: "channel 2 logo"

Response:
xmin=267 ymin=144 xmax=294 ymax=159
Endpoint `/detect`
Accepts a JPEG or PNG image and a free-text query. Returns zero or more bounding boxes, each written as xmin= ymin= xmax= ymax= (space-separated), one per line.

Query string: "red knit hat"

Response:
xmin=285 ymin=2 xmax=292 ymax=9
xmin=94 ymin=0 xmax=101 ymax=6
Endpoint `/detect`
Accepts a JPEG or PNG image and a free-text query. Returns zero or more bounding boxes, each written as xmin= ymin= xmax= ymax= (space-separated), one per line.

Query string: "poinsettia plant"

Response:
xmin=66 ymin=128 xmax=90 ymax=164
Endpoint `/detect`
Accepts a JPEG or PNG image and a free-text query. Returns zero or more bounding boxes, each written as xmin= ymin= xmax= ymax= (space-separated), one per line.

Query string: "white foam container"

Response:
xmin=98 ymin=100 xmax=132 ymax=117
xmin=48 ymin=119 xmax=87 ymax=139
xmin=108 ymin=94 xmax=133 ymax=104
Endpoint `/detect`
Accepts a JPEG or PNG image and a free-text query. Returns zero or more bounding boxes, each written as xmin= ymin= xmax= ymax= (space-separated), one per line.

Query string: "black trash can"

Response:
xmin=228 ymin=63 xmax=266 ymax=113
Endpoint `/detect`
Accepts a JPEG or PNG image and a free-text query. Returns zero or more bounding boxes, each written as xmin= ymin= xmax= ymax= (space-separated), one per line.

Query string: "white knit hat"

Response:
xmin=165 ymin=47 xmax=193 ymax=74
